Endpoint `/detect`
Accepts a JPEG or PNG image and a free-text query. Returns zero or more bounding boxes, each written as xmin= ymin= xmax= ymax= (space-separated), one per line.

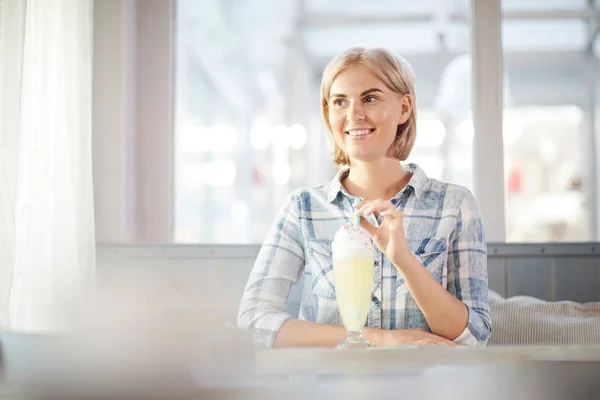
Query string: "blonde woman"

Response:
xmin=238 ymin=47 xmax=491 ymax=348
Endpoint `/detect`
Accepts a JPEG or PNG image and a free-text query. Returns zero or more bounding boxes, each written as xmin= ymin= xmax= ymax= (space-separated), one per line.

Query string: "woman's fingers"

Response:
xmin=354 ymin=200 xmax=400 ymax=218
xmin=354 ymin=200 xmax=404 ymax=234
xmin=380 ymin=209 xmax=401 ymax=219
xmin=358 ymin=216 xmax=377 ymax=236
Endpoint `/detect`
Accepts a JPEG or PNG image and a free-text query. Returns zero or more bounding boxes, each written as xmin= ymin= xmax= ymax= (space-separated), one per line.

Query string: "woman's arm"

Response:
xmin=355 ymin=191 xmax=491 ymax=346
xmin=390 ymin=190 xmax=491 ymax=345
xmin=275 ymin=319 xmax=457 ymax=347
xmin=391 ymin=255 xmax=469 ymax=341
xmin=237 ymin=191 xmax=306 ymax=347
xmin=274 ymin=319 xmax=346 ymax=347
xmin=444 ymin=190 xmax=492 ymax=345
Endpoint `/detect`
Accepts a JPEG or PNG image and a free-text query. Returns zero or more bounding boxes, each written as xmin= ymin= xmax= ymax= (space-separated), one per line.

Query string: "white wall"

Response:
xmin=92 ymin=0 xmax=173 ymax=243
xmin=92 ymin=0 xmax=136 ymax=243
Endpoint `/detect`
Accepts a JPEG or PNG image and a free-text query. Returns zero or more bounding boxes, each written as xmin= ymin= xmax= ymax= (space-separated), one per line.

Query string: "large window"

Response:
xmin=173 ymin=0 xmax=477 ymax=243
xmin=174 ymin=0 xmax=599 ymax=244
xmin=501 ymin=0 xmax=594 ymax=242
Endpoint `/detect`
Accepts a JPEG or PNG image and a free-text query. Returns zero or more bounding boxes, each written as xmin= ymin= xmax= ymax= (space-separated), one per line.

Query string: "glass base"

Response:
xmin=336 ymin=330 xmax=372 ymax=349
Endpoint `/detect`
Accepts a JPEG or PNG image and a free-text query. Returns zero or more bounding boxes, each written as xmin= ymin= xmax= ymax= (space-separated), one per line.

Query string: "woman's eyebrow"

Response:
xmin=330 ymin=88 xmax=384 ymax=98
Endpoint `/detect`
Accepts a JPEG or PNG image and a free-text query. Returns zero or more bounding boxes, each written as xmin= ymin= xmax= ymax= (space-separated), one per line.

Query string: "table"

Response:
xmin=2 ymin=330 xmax=600 ymax=399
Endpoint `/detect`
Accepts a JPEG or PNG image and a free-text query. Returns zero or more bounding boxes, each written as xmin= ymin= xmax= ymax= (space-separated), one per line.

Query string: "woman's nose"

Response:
xmin=348 ymin=102 xmax=366 ymax=121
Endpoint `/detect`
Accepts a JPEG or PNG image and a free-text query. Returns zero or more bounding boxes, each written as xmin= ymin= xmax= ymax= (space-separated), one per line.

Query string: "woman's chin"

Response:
xmin=346 ymin=152 xmax=385 ymax=163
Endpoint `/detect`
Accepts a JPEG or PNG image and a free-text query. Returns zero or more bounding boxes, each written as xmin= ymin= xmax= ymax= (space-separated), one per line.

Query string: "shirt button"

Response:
xmin=374 ymin=261 xmax=379 ymax=266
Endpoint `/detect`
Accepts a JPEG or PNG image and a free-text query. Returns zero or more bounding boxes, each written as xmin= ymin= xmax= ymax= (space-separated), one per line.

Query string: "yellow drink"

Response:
xmin=332 ymin=251 xmax=374 ymax=333
xmin=332 ymin=218 xmax=374 ymax=349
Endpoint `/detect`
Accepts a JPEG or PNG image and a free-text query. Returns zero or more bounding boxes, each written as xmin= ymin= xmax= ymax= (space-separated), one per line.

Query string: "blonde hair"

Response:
xmin=320 ymin=47 xmax=417 ymax=165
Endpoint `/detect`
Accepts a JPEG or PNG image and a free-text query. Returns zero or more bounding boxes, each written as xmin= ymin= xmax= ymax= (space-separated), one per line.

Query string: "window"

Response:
xmin=173 ymin=0 xmax=477 ymax=243
xmin=501 ymin=0 xmax=595 ymax=242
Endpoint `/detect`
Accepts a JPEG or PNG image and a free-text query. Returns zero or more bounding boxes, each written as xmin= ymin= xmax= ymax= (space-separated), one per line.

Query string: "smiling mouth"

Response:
xmin=345 ymin=129 xmax=375 ymax=138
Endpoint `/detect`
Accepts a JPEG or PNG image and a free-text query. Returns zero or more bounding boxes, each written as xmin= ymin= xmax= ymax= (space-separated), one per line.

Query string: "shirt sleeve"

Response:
xmin=237 ymin=190 xmax=305 ymax=347
xmin=447 ymin=189 xmax=492 ymax=346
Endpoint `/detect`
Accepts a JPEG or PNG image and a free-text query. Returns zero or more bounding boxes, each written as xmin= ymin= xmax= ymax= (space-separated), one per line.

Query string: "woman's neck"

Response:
xmin=343 ymin=158 xmax=412 ymax=201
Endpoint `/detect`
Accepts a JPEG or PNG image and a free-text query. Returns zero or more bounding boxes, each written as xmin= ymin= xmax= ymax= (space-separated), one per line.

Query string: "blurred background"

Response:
xmin=3 ymin=0 xmax=599 ymax=354
xmin=93 ymin=0 xmax=600 ymax=245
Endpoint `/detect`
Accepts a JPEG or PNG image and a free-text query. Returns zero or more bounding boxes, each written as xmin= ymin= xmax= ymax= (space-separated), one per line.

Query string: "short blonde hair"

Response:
xmin=320 ymin=47 xmax=417 ymax=165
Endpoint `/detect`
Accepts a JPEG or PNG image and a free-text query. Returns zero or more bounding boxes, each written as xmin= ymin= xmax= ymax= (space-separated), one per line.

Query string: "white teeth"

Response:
xmin=347 ymin=129 xmax=373 ymax=136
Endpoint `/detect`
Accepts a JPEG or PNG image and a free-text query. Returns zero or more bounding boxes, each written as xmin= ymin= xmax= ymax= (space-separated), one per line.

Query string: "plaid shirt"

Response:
xmin=238 ymin=163 xmax=492 ymax=347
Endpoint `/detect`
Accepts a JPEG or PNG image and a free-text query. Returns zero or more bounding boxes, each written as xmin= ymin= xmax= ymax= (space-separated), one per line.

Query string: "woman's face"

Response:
xmin=328 ymin=64 xmax=411 ymax=164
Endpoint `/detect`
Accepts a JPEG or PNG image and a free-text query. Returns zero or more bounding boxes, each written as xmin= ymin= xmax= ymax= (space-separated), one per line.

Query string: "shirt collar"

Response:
xmin=326 ymin=162 xmax=428 ymax=203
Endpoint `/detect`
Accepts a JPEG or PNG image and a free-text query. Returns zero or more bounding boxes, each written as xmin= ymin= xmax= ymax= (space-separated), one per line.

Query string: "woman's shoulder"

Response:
xmin=407 ymin=163 xmax=474 ymax=203
xmin=282 ymin=182 xmax=336 ymax=209
xmin=291 ymin=182 xmax=330 ymax=195
xmin=286 ymin=182 xmax=328 ymax=197
xmin=421 ymin=176 xmax=479 ymax=213
xmin=427 ymin=177 xmax=474 ymax=198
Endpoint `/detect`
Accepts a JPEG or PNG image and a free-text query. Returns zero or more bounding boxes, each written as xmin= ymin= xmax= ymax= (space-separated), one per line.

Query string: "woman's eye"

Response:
xmin=333 ymin=99 xmax=346 ymax=106
xmin=364 ymin=96 xmax=377 ymax=103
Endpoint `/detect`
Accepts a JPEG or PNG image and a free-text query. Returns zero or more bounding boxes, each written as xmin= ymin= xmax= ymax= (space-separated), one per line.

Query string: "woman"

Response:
xmin=238 ymin=47 xmax=491 ymax=348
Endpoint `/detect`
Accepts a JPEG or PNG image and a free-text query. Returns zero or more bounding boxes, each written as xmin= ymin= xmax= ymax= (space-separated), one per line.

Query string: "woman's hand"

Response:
xmin=353 ymin=199 xmax=412 ymax=266
xmin=369 ymin=328 xmax=458 ymax=347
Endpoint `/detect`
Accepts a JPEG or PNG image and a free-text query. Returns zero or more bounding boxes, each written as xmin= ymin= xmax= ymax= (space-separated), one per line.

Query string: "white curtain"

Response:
xmin=0 ymin=0 xmax=95 ymax=332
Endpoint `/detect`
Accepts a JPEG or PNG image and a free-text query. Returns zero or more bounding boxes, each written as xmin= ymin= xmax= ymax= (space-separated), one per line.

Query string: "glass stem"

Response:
xmin=346 ymin=330 xmax=363 ymax=343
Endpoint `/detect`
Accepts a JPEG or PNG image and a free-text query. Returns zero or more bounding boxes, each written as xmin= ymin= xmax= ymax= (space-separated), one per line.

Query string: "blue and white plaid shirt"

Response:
xmin=238 ymin=163 xmax=492 ymax=347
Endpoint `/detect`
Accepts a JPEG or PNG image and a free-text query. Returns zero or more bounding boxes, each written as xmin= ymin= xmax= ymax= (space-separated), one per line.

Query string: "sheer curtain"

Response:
xmin=0 ymin=0 xmax=95 ymax=332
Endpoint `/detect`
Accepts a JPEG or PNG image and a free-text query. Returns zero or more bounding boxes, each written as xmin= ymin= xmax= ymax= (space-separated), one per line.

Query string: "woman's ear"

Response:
xmin=398 ymin=94 xmax=413 ymax=124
